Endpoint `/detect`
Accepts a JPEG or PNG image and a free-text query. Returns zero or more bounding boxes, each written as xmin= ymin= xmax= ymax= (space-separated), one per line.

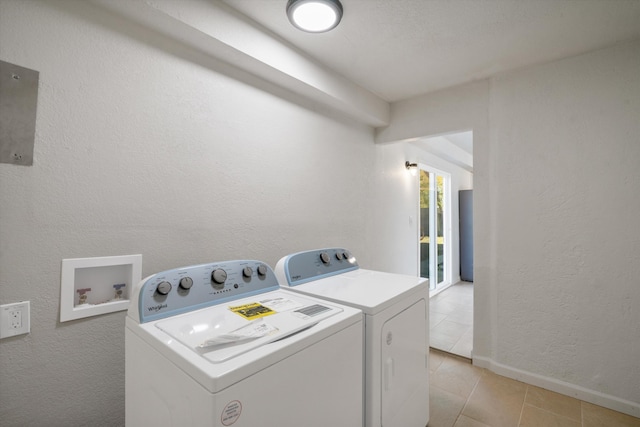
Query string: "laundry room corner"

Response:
xmin=4 ymin=0 xmax=640 ymax=425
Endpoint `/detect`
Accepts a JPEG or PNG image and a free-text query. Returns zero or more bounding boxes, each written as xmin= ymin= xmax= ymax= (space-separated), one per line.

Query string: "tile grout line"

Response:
xmin=517 ymin=386 xmax=529 ymax=426
xmin=527 ymin=403 xmax=584 ymax=426
xmin=454 ymin=362 xmax=485 ymax=427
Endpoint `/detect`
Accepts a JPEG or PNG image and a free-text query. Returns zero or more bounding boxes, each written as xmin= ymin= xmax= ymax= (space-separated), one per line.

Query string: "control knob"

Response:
xmin=257 ymin=264 xmax=268 ymax=276
xmin=211 ymin=268 xmax=227 ymax=290
xmin=179 ymin=277 xmax=193 ymax=290
xmin=242 ymin=267 xmax=253 ymax=278
xmin=320 ymin=252 xmax=330 ymax=264
xmin=156 ymin=281 xmax=172 ymax=295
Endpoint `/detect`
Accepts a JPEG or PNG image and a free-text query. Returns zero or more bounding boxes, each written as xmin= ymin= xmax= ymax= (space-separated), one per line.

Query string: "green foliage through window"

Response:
xmin=419 ymin=170 xmax=444 ymax=212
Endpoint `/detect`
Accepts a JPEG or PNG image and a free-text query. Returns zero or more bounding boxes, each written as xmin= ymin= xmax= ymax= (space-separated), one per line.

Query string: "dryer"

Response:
xmin=126 ymin=259 xmax=363 ymax=427
xmin=275 ymin=248 xmax=429 ymax=427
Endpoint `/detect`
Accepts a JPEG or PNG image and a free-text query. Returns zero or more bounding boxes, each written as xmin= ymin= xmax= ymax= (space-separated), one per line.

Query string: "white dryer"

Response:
xmin=126 ymin=259 xmax=363 ymax=427
xmin=275 ymin=248 xmax=429 ymax=427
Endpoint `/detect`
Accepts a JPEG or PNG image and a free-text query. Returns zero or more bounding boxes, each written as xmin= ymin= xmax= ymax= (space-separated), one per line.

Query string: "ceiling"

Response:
xmin=96 ymin=0 xmax=639 ymax=168
xmin=222 ymin=0 xmax=640 ymax=103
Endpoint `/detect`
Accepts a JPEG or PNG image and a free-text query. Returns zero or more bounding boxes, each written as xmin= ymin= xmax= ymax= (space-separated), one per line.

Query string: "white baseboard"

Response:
xmin=472 ymin=355 xmax=640 ymax=419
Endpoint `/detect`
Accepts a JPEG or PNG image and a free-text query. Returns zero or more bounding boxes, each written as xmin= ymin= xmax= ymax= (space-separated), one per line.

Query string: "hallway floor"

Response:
xmin=429 ymin=349 xmax=640 ymax=427
xmin=430 ymin=281 xmax=473 ymax=358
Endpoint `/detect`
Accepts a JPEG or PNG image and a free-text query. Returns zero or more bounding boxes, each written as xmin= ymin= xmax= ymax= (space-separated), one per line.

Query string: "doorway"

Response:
xmin=414 ymin=131 xmax=474 ymax=359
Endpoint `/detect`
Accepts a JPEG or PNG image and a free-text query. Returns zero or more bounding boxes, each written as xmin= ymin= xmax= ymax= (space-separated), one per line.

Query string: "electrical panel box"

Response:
xmin=0 ymin=60 xmax=39 ymax=166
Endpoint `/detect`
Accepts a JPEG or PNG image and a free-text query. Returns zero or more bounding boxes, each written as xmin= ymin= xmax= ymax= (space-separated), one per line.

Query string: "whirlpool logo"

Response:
xmin=147 ymin=304 xmax=167 ymax=312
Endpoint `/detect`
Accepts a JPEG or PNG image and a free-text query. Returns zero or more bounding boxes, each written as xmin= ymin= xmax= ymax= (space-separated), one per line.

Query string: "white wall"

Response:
xmin=377 ymin=40 xmax=640 ymax=417
xmin=0 ymin=1 xmax=374 ymax=425
xmin=487 ymin=39 xmax=640 ymax=415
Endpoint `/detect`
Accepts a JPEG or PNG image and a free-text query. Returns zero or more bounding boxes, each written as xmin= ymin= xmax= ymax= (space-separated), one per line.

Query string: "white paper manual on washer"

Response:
xmin=197 ymin=297 xmax=332 ymax=350
xmin=197 ymin=320 xmax=278 ymax=350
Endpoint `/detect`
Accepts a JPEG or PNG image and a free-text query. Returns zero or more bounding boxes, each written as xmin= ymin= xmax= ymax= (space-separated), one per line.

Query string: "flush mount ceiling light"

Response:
xmin=286 ymin=0 xmax=343 ymax=33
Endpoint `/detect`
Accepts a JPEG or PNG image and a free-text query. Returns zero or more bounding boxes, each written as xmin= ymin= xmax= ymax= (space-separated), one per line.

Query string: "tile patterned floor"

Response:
xmin=430 ymin=282 xmax=473 ymax=358
xmin=429 ymin=349 xmax=640 ymax=427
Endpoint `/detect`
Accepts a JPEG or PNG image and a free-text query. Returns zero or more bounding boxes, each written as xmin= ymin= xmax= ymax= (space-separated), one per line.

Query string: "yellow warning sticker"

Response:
xmin=229 ymin=302 xmax=275 ymax=320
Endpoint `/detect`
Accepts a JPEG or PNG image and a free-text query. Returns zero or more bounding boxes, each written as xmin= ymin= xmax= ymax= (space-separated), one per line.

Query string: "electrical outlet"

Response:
xmin=0 ymin=301 xmax=30 ymax=339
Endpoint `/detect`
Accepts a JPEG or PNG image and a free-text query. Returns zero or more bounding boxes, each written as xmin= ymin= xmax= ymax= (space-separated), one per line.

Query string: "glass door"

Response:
xmin=419 ymin=167 xmax=449 ymax=290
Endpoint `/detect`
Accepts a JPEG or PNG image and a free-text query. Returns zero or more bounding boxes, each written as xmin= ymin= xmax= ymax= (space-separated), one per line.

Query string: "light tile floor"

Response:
xmin=429 ymin=349 xmax=640 ymax=427
xmin=430 ymin=282 xmax=473 ymax=358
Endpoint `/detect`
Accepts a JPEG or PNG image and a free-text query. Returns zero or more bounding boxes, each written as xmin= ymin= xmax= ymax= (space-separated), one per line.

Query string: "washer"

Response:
xmin=275 ymin=248 xmax=429 ymax=427
xmin=126 ymin=259 xmax=363 ymax=427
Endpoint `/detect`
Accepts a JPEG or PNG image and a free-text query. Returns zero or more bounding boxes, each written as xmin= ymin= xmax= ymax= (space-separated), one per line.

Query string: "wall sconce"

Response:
xmin=286 ymin=0 xmax=343 ymax=33
xmin=405 ymin=161 xmax=418 ymax=176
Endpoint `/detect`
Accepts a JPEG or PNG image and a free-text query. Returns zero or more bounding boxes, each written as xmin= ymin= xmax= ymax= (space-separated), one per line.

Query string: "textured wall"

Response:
xmin=490 ymin=40 xmax=640 ymax=407
xmin=0 ymin=1 xmax=373 ymax=425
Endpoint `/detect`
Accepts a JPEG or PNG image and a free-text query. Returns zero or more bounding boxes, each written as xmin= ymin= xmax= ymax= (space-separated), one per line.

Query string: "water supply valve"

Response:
xmin=77 ymin=288 xmax=92 ymax=305
xmin=113 ymin=283 xmax=126 ymax=300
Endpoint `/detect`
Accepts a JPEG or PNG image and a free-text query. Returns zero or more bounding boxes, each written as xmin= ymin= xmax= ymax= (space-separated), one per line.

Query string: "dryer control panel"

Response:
xmin=276 ymin=248 xmax=359 ymax=287
xmin=131 ymin=260 xmax=279 ymax=323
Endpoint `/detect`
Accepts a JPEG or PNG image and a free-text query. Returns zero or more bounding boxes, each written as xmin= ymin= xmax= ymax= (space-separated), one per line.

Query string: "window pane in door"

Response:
xmin=437 ymin=175 xmax=445 ymax=284
xmin=419 ymin=169 xmax=448 ymax=291
xmin=419 ymin=170 xmax=430 ymax=282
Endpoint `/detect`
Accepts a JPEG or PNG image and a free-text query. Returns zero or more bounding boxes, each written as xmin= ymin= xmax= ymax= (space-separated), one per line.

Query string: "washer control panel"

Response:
xmin=133 ymin=260 xmax=278 ymax=323
xmin=277 ymin=248 xmax=359 ymax=287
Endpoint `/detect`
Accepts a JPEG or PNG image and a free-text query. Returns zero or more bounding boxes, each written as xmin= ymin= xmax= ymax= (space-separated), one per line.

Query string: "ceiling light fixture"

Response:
xmin=286 ymin=0 xmax=343 ymax=33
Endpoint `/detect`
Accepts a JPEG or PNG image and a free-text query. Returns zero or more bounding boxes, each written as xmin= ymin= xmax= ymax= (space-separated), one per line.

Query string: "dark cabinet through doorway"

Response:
xmin=459 ymin=189 xmax=473 ymax=282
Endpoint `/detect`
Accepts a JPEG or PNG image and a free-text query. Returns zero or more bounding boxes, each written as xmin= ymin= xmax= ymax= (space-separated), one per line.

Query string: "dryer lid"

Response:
xmin=286 ymin=269 xmax=428 ymax=315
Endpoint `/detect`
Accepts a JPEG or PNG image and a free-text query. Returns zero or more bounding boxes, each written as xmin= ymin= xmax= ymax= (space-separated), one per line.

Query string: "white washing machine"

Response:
xmin=275 ymin=248 xmax=429 ymax=427
xmin=126 ymin=259 xmax=363 ymax=427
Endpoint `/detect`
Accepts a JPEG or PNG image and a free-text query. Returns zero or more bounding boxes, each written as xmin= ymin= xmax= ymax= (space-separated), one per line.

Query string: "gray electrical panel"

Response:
xmin=0 ymin=60 xmax=39 ymax=166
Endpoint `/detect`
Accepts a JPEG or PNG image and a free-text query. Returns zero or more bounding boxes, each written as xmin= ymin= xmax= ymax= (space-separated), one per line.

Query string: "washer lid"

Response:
xmin=284 ymin=269 xmax=428 ymax=315
xmin=155 ymin=292 xmax=341 ymax=363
